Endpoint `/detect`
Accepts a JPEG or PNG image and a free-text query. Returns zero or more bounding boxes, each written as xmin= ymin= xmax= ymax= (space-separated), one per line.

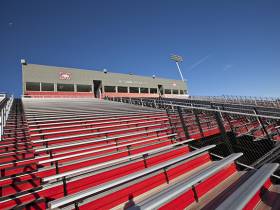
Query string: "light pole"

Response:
xmin=170 ymin=54 xmax=184 ymax=81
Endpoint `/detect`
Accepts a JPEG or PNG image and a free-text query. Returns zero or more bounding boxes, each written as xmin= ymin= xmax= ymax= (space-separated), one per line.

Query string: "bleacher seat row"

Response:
xmin=0 ymin=98 xmax=279 ymax=210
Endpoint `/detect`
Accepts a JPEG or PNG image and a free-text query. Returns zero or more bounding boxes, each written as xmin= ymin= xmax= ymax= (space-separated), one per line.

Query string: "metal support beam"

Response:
xmin=177 ymin=106 xmax=190 ymax=139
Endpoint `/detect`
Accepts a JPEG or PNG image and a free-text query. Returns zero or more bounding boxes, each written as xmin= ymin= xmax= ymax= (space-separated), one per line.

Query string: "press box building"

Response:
xmin=22 ymin=62 xmax=188 ymax=98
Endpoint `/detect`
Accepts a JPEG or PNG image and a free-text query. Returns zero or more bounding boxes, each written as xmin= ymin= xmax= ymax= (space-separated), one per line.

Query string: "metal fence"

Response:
xmin=105 ymin=97 xmax=280 ymax=172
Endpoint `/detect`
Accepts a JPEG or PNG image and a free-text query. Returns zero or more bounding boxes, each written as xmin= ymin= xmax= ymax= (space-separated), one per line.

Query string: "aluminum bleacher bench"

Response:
xmin=42 ymin=137 xmax=193 ymax=183
xmin=127 ymin=153 xmax=243 ymax=210
xmin=28 ymin=112 xmax=165 ymax=128
xmin=32 ymin=122 xmax=170 ymax=144
xmin=38 ymin=133 xmax=177 ymax=165
xmin=26 ymin=110 xmax=164 ymax=123
xmin=0 ymin=128 xmax=174 ymax=169
xmin=29 ymin=114 xmax=166 ymax=132
xmin=35 ymin=128 xmax=173 ymax=152
xmin=0 ymin=133 xmax=176 ymax=169
xmin=216 ymin=163 xmax=279 ymax=210
xmin=47 ymin=145 xmax=216 ymax=209
xmin=30 ymin=118 xmax=167 ymax=138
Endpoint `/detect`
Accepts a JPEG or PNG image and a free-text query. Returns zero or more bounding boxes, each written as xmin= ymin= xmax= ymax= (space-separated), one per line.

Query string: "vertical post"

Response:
xmin=166 ymin=108 xmax=176 ymax=136
xmin=62 ymin=177 xmax=68 ymax=196
xmin=211 ymin=105 xmax=233 ymax=154
xmin=253 ymin=108 xmax=271 ymax=141
xmin=193 ymin=109 xmax=204 ymax=139
xmin=74 ymin=202 xmax=80 ymax=210
xmin=175 ymin=62 xmax=184 ymax=81
xmin=177 ymin=106 xmax=190 ymax=139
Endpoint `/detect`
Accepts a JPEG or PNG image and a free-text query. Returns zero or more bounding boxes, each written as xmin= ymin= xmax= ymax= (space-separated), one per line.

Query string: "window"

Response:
xmin=77 ymin=84 xmax=92 ymax=92
xmin=180 ymin=90 xmax=184 ymax=95
xmin=26 ymin=82 xmax=40 ymax=91
xmin=104 ymin=86 xmax=116 ymax=92
xmin=140 ymin=87 xmax=148 ymax=93
xmin=118 ymin=86 xmax=128 ymax=93
xmin=41 ymin=83 xmax=54 ymax=91
xmin=164 ymin=89 xmax=171 ymax=94
xmin=172 ymin=89 xmax=179 ymax=94
xmin=129 ymin=87 xmax=139 ymax=93
xmin=57 ymin=84 xmax=74 ymax=92
xmin=150 ymin=88 xmax=158 ymax=94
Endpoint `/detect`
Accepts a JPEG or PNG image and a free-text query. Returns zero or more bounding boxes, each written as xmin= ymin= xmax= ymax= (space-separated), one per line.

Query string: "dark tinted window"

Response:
xmin=26 ymin=82 xmax=40 ymax=91
xmin=150 ymin=88 xmax=158 ymax=94
xmin=129 ymin=87 xmax=139 ymax=93
xmin=140 ymin=88 xmax=148 ymax=93
xmin=118 ymin=86 xmax=128 ymax=93
xmin=41 ymin=83 xmax=54 ymax=91
xmin=172 ymin=89 xmax=179 ymax=94
xmin=57 ymin=84 xmax=74 ymax=92
xmin=164 ymin=89 xmax=171 ymax=94
xmin=77 ymin=85 xmax=92 ymax=92
xmin=104 ymin=86 xmax=116 ymax=92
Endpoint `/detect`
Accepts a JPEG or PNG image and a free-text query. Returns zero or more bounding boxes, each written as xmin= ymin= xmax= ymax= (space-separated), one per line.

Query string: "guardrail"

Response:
xmin=0 ymin=94 xmax=14 ymax=140
xmin=189 ymin=95 xmax=280 ymax=108
xmin=105 ymin=96 xmax=280 ymax=169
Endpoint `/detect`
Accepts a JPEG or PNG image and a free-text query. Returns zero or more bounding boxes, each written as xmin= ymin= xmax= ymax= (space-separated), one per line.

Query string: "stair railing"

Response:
xmin=0 ymin=94 xmax=14 ymax=140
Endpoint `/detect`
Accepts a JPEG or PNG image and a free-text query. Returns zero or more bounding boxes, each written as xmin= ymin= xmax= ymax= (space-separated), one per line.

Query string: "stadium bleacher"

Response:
xmin=0 ymin=95 xmax=280 ymax=210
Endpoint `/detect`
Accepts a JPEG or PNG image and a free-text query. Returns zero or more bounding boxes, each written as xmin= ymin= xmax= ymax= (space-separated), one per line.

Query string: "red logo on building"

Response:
xmin=59 ymin=72 xmax=71 ymax=80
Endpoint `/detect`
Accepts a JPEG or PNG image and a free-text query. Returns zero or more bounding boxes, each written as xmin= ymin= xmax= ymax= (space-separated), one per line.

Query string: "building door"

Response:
xmin=93 ymin=80 xmax=102 ymax=98
xmin=158 ymin=85 xmax=164 ymax=96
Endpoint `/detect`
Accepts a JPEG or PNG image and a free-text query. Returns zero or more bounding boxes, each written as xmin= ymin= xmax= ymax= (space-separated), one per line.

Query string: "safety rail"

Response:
xmin=48 ymin=144 xmax=216 ymax=209
xmin=0 ymin=94 xmax=14 ymax=140
xmin=128 ymin=152 xmax=243 ymax=210
xmin=106 ymin=96 xmax=280 ymax=118
xmin=105 ymin=96 xmax=280 ymax=170
xmin=216 ymin=163 xmax=279 ymax=210
xmin=189 ymin=95 xmax=280 ymax=108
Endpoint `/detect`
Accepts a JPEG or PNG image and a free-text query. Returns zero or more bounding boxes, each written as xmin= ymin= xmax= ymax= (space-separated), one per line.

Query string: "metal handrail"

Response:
xmin=107 ymin=97 xmax=280 ymax=120
xmin=0 ymin=95 xmax=14 ymax=140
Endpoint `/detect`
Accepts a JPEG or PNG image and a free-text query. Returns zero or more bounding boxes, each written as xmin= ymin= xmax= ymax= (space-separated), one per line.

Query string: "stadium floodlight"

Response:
xmin=170 ymin=54 xmax=183 ymax=62
xmin=170 ymin=54 xmax=184 ymax=81
xmin=20 ymin=59 xmax=27 ymax=65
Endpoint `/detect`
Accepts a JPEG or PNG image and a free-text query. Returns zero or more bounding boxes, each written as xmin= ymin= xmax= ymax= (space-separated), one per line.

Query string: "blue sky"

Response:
xmin=0 ymin=0 xmax=279 ymax=97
